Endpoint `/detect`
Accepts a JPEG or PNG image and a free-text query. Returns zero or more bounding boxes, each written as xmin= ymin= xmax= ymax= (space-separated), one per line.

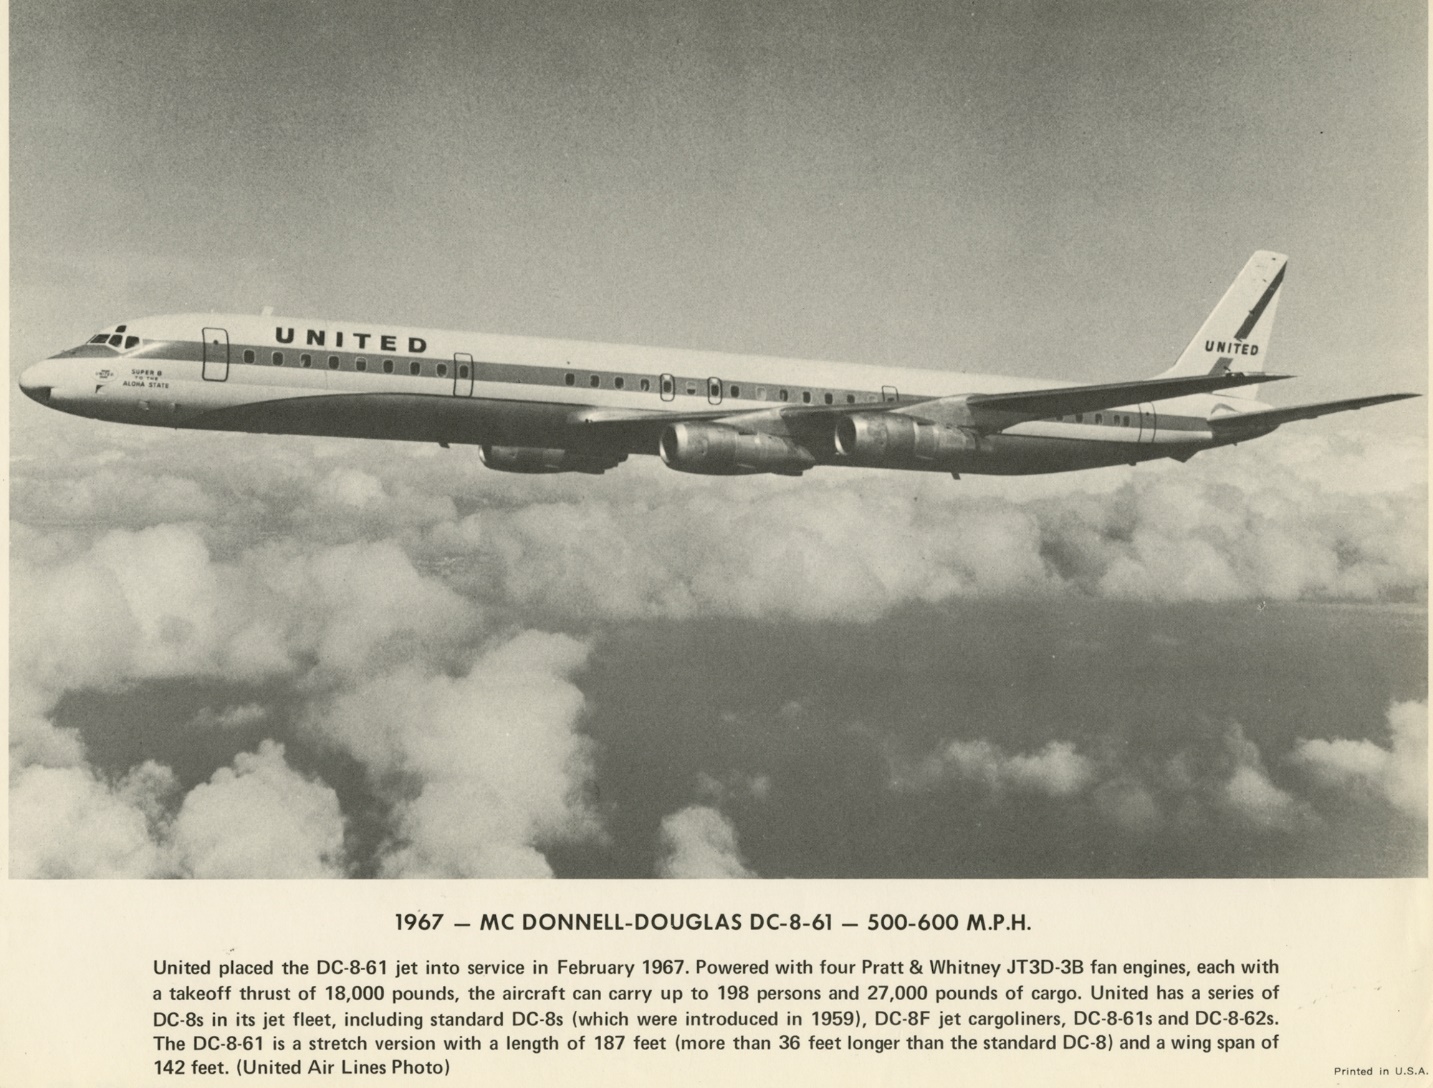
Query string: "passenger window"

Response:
xmin=730 ymin=385 xmax=740 ymax=398
xmin=846 ymin=393 xmax=855 ymax=404
xmin=1075 ymin=413 xmax=1083 ymax=423
xmin=384 ymin=359 xmax=394 ymax=373
xmin=614 ymin=376 xmax=624 ymax=389
xmin=565 ymin=373 xmax=575 ymax=386
xmin=328 ymin=356 xmax=340 ymax=369
xmin=823 ymin=392 xmax=833 ymax=405
xmin=272 ymin=352 xmax=284 ymax=365
xmin=243 ymin=349 xmax=255 ymax=363
xmin=301 ymin=354 xmax=312 ymax=368
xmin=802 ymin=391 xmax=812 ymax=404
xmin=410 ymin=361 xmax=421 ymax=376
xmin=590 ymin=374 xmax=600 ymax=387
xmin=356 ymin=358 xmax=367 ymax=371
xmin=124 ymin=336 xmax=139 ymax=349
xmin=686 ymin=382 xmax=697 ymax=395
xmin=780 ymin=389 xmax=789 ymax=402
xmin=1095 ymin=414 xmax=1102 ymax=424
xmin=641 ymin=378 xmax=651 ymax=392
xmin=437 ymin=363 xmax=448 ymax=377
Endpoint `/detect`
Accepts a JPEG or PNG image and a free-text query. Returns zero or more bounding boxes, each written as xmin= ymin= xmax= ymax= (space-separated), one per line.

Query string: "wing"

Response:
xmin=572 ymin=372 xmax=1280 ymax=434
xmin=899 ymin=372 xmax=1285 ymax=433
xmin=1207 ymin=393 xmax=1420 ymax=437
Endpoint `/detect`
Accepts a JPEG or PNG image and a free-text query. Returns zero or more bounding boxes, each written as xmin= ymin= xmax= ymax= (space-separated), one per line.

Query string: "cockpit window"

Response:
xmin=89 ymin=334 xmax=110 ymax=344
xmin=108 ymin=334 xmax=123 ymax=346
xmin=124 ymin=336 xmax=139 ymax=349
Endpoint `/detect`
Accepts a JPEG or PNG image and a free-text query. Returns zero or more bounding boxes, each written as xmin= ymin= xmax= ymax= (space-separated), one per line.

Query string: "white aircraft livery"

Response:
xmin=18 ymin=251 xmax=1416 ymax=478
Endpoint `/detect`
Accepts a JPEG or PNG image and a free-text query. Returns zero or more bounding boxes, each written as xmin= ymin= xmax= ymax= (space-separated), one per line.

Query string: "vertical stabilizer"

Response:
xmin=1160 ymin=250 xmax=1287 ymax=398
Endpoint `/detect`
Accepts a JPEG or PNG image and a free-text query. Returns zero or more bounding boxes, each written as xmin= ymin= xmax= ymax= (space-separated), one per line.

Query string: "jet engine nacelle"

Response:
xmin=659 ymin=423 xmax=816 ymax=476
xmin=834 ymin=413 xmax=975 ymax=467
xmin=479 ymin=445 xmax=626 ymax=475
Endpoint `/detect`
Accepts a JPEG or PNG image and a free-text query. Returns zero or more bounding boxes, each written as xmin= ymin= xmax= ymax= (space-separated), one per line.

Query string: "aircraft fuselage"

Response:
xmin=19 ymin=312 xmax=1248 ymax=477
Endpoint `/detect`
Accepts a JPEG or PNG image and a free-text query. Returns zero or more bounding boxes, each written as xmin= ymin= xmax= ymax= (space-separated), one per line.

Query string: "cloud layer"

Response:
xmin=10 ymin=419 xmax=1426 ymax=877
xmin=897 ymin=702 xmax=1426 ymax=837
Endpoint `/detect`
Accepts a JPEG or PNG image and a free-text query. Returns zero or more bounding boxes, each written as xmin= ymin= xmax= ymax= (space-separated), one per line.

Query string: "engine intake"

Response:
xmin=834 ymin=413 xmax=974 ymax=467
xmin=479 ymin=445 xmax=626 ymax=475
xmin=659 ymin=422 xmax=815 ymax=476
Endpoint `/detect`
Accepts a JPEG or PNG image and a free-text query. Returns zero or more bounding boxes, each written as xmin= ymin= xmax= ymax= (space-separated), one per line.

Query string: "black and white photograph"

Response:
xmin=10 ymin=0 xmax=1424 ymax=886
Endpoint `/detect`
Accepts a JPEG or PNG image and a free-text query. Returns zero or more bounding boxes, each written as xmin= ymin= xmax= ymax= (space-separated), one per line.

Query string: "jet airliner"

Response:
xmin=18 ymin=251 xmax=1415 ymax=477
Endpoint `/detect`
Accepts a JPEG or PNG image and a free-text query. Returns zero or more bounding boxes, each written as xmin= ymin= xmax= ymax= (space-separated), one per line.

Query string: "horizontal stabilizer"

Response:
xmin=1207 ymin=392 xmax=1420 ymax=434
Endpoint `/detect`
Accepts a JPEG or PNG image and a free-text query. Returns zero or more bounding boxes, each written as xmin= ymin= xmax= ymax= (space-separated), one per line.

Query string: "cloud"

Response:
xmin=13 ymin=426 xmax=1425 ymax=640
xmin=169 ymin=741 xmax=346 ymax=878
xmin=189 ymin=704 xmax=269 ymax=730
xmin=10 ymin=763 xmax=173 ymax=878
xmin=907 ymin=738 xmax=1096 ymax=798
xmin=10 ymin=523 xmax=482 ymax=703
xmin=655 ymin=805 xmax=755 ymax=878
xmin=1162 ymin=720 xmax=1312 ymax=831
xmin=411 ymin=430 xmax=1423 ymax=620
xmin=696 ymin=770 xmax=772 ymax=804
xmin=899 ymin=718 xmax=1317 ymax=833
xmin=1290 ymin=701 xmax=1427 ymax=817
xmin=306 ymin=632 xmax=600 ymax=877
xmin=10 ymin=742 xmax=345 ymax=879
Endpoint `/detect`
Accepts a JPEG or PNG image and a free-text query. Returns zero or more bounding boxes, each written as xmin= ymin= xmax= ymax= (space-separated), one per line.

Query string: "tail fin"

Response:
xmin=1160 ymin=250 xmax=1287 ymax=399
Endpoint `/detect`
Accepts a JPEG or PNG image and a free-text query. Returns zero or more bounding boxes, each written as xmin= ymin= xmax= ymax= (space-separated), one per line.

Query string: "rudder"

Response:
xmin=1160 ymin=250 xmax=1287 ymax=398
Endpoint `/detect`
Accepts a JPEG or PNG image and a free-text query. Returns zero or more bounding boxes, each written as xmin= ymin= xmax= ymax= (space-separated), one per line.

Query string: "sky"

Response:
xmin=8 ymin=0 xmax=1428 ymax=879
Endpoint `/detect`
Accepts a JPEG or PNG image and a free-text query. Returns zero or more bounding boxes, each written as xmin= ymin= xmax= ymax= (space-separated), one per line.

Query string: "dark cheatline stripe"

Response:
xmin=1234 ymin=263 xmax=1285 ymax=341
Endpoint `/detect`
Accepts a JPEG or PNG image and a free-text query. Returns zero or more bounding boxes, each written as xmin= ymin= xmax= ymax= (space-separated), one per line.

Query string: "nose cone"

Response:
xmin=19 ymin=360 xmax=58 ymax=405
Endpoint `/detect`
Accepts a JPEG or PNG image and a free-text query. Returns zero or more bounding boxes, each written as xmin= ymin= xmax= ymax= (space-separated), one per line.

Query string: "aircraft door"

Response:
xmin=1138 ymin=402 xmax=1156 ymax=444
xmin=707 ymin=377 xmax=723 ymax=405
xmin=202 ymin=327 xmax=229 ymax=381
xmin=882 ymin=385 xmax=899 ymax=403
xmin=660 ymin=373 xmax=676 ymax=402
xmin=453 ymin=352 xmax=474 ymax=397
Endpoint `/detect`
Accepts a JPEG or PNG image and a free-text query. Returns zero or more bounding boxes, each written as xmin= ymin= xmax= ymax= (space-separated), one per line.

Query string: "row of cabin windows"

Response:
xmin=1060 ymin=413 xmax=1135 ymax=426
xmin=568 ymin=371 xmax=870 ymax=405
xmin=565 ymin=372 xmax=654 ymax=392
xmin=243 ymin=348 xmax=467 ymax=379
xmin=237 ymin=350 xmax=874 ymax=406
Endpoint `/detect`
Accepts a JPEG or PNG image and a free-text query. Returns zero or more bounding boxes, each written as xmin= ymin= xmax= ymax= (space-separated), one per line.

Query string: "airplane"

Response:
xmin=17 ymin=251 xmax=1416 ymax=478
